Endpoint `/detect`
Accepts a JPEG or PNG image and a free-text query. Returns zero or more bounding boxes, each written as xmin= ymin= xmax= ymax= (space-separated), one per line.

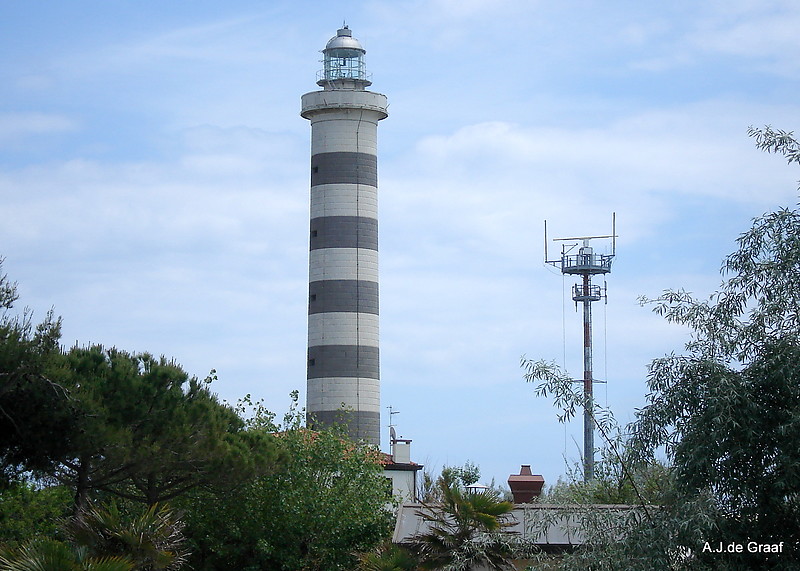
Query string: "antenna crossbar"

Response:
xmin=553 ymin=234 xmax=617 ymax=242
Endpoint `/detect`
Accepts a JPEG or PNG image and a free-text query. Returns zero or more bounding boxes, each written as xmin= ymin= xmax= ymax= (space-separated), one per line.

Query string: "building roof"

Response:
xmin=380 ymin=451 xmax=423 ymax=471
xmin=393 ymin=502 xmax=640 ymax=548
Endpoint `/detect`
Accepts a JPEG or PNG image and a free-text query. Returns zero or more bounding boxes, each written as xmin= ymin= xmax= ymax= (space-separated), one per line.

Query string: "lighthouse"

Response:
xmin=301 ymin=26 xmax=388 ymax=446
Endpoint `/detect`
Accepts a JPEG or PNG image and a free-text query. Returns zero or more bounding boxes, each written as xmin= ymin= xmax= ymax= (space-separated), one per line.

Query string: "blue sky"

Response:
xmin=2 ymin=0 xmax=800 ymax=489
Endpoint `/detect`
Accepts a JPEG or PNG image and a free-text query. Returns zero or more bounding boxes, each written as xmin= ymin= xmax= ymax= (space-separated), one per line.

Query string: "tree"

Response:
xmin=0 ymin=538 xmax=134 ymax=571
xmin=65 ymin=503 xmax=189 ymax=571
xmin=413 ymin=470 xmax=517 ymax=571
xmin=0 ymin=482 xmax=72 ymax=548
xmin=522 ymin=358 xmax=662 ymax=510
xmin=538 ymin=438 xmax=669 ymax=507
xmin=0 ymin=259 xmax=73 ymax=483
xmin=53 ymin=345 xmax=281 ymax=511
xmin=357 ymin=541 xmax=418 ymax=571
xmin=180 ymin=393 xmax=394 ymax=571
xmin=625 ymin=127 xmax=800 ymax=566
xmin=418 ymin=461 xmax=482 ymax=504
xmin=627 ymin=231 xmax=800 ymax=566
xmin=523 ymin=127 xmax=800 ymax=568
xmin=0 ymin=502 xmax=188 ymax=571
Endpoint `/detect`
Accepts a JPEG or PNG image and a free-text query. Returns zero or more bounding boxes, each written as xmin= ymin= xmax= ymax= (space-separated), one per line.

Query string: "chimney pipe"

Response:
xmin=508 ymin=465 xmax=544 ymax=503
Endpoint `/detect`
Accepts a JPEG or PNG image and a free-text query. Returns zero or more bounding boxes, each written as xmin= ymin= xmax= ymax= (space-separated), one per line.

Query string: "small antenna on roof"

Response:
xmin=387 ymin=405 xmax=400 ymax=442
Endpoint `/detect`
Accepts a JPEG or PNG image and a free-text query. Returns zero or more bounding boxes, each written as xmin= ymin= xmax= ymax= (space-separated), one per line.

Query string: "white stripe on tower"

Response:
xmin=301 ymin=26 xmax=388 ymax=446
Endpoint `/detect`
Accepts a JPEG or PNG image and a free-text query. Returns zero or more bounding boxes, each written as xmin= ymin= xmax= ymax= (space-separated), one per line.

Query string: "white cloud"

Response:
xmin=368 ymin=0 xmax=541 ymax=51
xmin=626 ymin=0 xmax=800 ymax=76
xmin=400 ymin=101 xmax=799 ymax=206
xmin=14 ymin=74 xmax=55 ymax=92
xmin=0 ymin=112 xmax=77 ymax=143
xmin=63 ymin=14 xmax=279 ymax=74
xmin=3 ymin=0 xmax=799 ymax=488
xmin=690 ymin=2 xmax=800 ymax=76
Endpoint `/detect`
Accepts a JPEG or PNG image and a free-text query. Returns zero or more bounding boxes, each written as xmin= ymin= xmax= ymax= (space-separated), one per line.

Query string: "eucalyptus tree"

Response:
xmin=524 ymin=127 xmax=800 ymax=568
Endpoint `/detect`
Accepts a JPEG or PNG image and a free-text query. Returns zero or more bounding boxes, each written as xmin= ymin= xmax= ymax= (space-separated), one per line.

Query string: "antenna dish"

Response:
xmin=390 ymin=426 xmax=397 ymax=442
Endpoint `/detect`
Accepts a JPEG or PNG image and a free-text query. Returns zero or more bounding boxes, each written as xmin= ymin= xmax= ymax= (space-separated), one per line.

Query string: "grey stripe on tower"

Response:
xmin=311 ymin=152 xmax=378 ymax=187
xmin=309 ymin=216 xmax=378 ymax=251
xmin=309 ymin=280 xmax=379 ymax=315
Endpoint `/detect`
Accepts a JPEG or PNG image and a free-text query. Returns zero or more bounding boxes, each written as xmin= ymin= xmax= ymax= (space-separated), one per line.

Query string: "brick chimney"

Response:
xmin=508 ymin=465 xmax=544 ymax=503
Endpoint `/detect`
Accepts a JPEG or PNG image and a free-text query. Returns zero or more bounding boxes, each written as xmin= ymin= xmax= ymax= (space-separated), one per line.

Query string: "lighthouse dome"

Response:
xmin=324 ymin=26 xmax=365 ymax=58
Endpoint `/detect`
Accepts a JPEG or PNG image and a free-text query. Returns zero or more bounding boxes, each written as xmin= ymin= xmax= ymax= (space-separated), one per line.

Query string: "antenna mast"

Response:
xmin=544 ymin=214 xmax=617 ymax=482
xmin=387 ymin=406 xmax=400 ymax=443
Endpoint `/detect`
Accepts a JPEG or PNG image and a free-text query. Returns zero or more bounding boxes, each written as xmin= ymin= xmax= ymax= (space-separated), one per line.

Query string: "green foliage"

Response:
xmin=0 ymin=502 xmax=188 ymax=571
xmin=529 ymin=128 xmax=800 ymax=568
xmin=418 ymin=462 xmax=482 ymax=504
xmin=748 ymin=125 xmax=800 ymax=167
xmin=65 ymin=503 xmax=188 ymax=571
xmin=181 ymin=393 xmax=393 ymax=571
xmin=541 ymin=448 xmax=669 ymax=507
xmin=629 ymin=191 xmax=800 ymax=565
xmin=449 ymin=461 xmax=481 ymax=488
xmin=0 ymin=260 xmax=72 ymax=483
xmin=0 ymin=483 xmax=72 ymax=548
xmin=52 ymin=345 xmax=281 ymax=510
xmin=358 ymin=542 xmax=418 ymax=571
xmin=625 ymin=336 xmax=800 ymax=566
xmin=522 ymin=358 xmax=655 ymax=510
xmin=0 ymin=538 xmax=135 ymax=571
xmin=525 ymin=129 xmax=800 ymax=568
xmin=414 ymin=470 xmax=518 ymax=570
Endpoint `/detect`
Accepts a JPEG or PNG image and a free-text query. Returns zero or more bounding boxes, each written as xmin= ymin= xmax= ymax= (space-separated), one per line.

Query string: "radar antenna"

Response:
xmin=543 ymin=213 xmax=617 ymax=482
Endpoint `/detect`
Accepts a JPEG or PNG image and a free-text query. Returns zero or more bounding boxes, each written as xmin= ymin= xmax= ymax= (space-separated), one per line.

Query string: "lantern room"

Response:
xmin=317 ymin=26 xmax=371 ymax=86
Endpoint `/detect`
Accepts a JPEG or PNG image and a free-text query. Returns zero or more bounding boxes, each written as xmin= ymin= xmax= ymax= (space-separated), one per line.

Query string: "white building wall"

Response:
xmin=386 ymin=470 xmax=417 ymax=505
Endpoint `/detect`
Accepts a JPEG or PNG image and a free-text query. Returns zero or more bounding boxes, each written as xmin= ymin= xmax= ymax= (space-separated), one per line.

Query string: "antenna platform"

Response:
xmin=543 ymin=213 xmax=617 ymax=482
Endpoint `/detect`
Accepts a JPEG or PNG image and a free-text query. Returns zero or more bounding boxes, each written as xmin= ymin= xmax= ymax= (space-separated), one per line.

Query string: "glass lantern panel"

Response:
xmin=323 ymin=53 xmax=367 ymax=80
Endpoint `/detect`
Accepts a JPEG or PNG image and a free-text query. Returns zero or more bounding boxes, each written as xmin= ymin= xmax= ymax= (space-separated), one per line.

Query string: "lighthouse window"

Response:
xmin=309 ymin=294 xmax=317 ymax=302
xmin=312 ymin=166 xmax=319 ymax=173
xmin=308 ymin=358 xmax=316 ymax=367
xmin=311 ymin=230 xmax=318 ymax=237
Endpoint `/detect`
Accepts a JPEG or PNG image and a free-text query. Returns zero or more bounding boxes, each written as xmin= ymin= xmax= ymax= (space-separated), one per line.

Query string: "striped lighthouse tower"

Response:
xmin=301 ymin=26 xmax=387 ymax=446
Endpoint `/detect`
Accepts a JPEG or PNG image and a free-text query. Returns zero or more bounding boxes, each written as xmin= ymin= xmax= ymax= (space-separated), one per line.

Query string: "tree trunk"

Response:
xmin=73 ymin=455 xmax=91 ymax=515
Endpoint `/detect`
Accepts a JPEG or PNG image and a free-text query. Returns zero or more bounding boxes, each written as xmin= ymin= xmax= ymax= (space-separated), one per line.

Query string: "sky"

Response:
xmin=2 ymin=0 xmax=800 ymax=490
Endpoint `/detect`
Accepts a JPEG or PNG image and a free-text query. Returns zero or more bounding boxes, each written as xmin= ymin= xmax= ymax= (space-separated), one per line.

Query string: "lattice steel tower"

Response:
xmin=301 ymin=26 xmax=388 ymax=446
xmin=546 ymin=216 xmax=616 ymax=481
